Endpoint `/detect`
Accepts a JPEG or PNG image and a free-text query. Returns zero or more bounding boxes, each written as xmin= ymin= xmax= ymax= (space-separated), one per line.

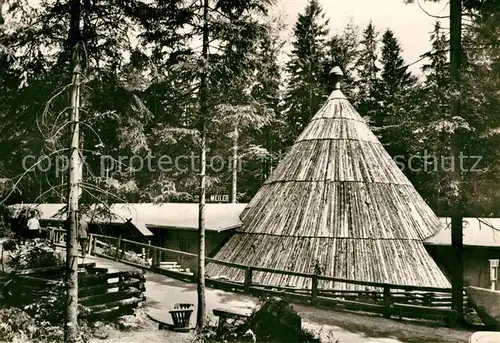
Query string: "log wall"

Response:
xmin=1 ymin=261 xmax=146 ymax=320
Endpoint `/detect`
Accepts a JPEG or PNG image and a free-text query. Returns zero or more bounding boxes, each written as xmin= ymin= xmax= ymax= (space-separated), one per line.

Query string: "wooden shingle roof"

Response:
xmin=207 ymin=80 xmax=451 ymax=290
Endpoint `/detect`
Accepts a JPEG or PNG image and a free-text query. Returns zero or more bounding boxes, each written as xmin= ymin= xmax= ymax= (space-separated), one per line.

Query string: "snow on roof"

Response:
xmin=425 ymin=217 xmax=500 ymax=248
xmin=9 ymin=203 xmax=248 ymax=235
xmin=10 ymin=203 xmax=65 ymax=220
xmin=9 ymin=203 xmax=154 ymax=236
xmin=110 ymin=203 xmax=247 ymax=232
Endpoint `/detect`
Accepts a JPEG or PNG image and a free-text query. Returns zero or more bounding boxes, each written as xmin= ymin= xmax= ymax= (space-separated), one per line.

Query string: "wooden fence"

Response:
xmin=1 ymin=261 xmax=146 ymax=320
xmin=47 ymin=228 xmax=465 ymax=325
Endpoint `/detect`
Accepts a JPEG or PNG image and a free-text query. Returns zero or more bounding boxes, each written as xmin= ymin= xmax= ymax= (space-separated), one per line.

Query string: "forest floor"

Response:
xmin=90 ymin=328 xmax=193 ymax=343
xmin=84 ymin=255 xmax=476 ymax=343
xmin=88 ymin=318 xmax=194 ymax=343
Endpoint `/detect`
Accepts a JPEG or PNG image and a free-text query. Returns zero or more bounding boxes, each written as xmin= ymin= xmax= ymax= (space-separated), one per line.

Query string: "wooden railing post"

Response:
xmin=244 ymin=267 xmax=253 ymax=294
xmin=115 ymin=235 xmax=122 ymax=261
xmin=151 ymin=247 xmax=160 ymax=268
xmin=425 ymin=292 xmax=433 ymax=307
xmin=151 ymin=247 xmax=157 ymax=268
xmin=383 ymin=286 xmax=391 ymax=318
xmin=88 ymin=234 xmax=94 ymax=256
xmin=121 ymin=241 xmax=126 ymax=260
xmin=118 ymin=272 xmax=124 ymax=291
xmin=146 ymin=240 xmax=151 ymax=263
xmin=311 ymin=274 xmax=318 ymax=306
xmin=156 ymin=248 xmax=161 ymax=267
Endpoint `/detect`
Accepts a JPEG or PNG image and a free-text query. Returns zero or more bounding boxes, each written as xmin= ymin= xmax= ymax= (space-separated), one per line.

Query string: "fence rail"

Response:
xmin=46 ymin=227 xmax=463 ymax=325
xmin=1 ymin=260 xmax=146 ymax=320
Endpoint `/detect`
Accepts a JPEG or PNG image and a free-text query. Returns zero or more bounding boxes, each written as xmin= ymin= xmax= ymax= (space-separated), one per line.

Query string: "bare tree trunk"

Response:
xmin=0 ymin=0 xmax=4 ymax=25
xmin=1 ymin=243 xmax=4 ymax=273
xmin=61 ymin=173 xmax=65 ymax=202
xmin=231 ymin=126 xmax=238 ymax=203
xmin=450 ymin=0 xmax=464 ymax=323
xmin=66 ymin=51 xmax=82 ymax=342
xmin=263 ymin=126 xmax=270 ymax=180
xmin=196 ymin=0 xmax=209 ymax=329
xmin=66 ymin=0 xmax=82 ymax=341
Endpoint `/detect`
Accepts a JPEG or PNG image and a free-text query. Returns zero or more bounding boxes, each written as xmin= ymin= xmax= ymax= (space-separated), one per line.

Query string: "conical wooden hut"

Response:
xmin=206 ymin=67 xmax=450 ymax=290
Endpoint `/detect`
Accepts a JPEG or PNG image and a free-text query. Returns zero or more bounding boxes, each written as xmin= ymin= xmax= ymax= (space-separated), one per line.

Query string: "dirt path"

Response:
xmin=297 ymin=305 xmax=473 ymax=343
xmin=87 ymin=313 xmax=194 ymax=343
xmin=89 ymin=329 xmax=193 ymax=343
xmin=84 ymin=255 xmax=476 ymax=343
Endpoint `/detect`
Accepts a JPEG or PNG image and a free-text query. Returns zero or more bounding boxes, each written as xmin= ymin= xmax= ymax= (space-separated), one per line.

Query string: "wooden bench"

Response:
xmin=148 ymin=311 xmax=194 ymax=332
xmin=393 ymin=303 xmax=457 ymax=326
xmin=213 ymin=308 xmax=250 ymax=331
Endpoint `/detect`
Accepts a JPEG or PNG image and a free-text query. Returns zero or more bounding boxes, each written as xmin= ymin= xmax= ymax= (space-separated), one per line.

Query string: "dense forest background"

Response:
xmin=0 ymin=0 xmax=499 ymax=217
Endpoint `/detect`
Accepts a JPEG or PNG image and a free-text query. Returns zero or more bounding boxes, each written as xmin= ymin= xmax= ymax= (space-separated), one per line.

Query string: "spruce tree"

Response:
xmin=139 ymin=0 xmax=275 ymax=326
xmin=356 ymin=21 xmax=379 ymax=101
xmin=423 ymin=21 xmax=449 ymax=91
xmin=246 ymin=18 xmax=284 ymax=194
xmin=0 ymin=0 xmax=158 ymax=203
xmin=412 ymin=21 xmax=450 ymax=213
xmin=370 ymin=29 xmax=417 ymax=161
xmin=283 ymin=0 xmax=329 ymax=146
xmin=458 ymin=1 xmax=500 ymax=216
xmin=323 ymin=21 xmax=360 ymax=100
xmin=380 ymin=29 xmax=416 ymax=93
xmin=419 ymin=20 xmax=450 ymax=138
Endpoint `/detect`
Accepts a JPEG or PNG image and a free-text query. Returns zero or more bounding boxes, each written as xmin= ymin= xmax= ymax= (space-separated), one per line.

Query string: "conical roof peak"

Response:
xmin=330 ymin=66 xmax=343 ymax=76
xmin=308 ymin=89 xmax=361 ymax=121
xmin=330 ymin=66 xmax=343 ymax=90
xmin=207 ymin=82 xmax=450 ymax=290
xmin=326 ymin=89 xmax=346 ymax=100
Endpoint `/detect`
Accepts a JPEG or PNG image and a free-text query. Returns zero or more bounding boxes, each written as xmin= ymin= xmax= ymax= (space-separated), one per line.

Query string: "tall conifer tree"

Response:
xmin=380 ymin=29 xmax=416 ymax=93
xmin=283 ymin=0 xmax=329 ymax=145
xmin=370 ymin=29 xmax=417 ymax=160
xmin=356 ymin=21 xmax=379 ymax=101
xmin=412 ymin=21 xmax=451 ymax=213
xmin=323 ymin=21 xmax=360 ymax=99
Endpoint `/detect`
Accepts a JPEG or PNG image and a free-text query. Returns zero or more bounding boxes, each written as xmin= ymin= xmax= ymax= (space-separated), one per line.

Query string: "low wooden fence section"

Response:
xmin=1 ymin=262 xmax=146 ymax=320
xmin=48 ymin=228 xmax=464 ymax=325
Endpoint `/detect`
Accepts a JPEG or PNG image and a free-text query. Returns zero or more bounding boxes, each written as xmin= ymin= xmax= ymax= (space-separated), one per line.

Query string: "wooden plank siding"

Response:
xmin=206 ymin=89 xmax=451 ymax=290
xmin=427 ymin=245 xmax=500 ymax=290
